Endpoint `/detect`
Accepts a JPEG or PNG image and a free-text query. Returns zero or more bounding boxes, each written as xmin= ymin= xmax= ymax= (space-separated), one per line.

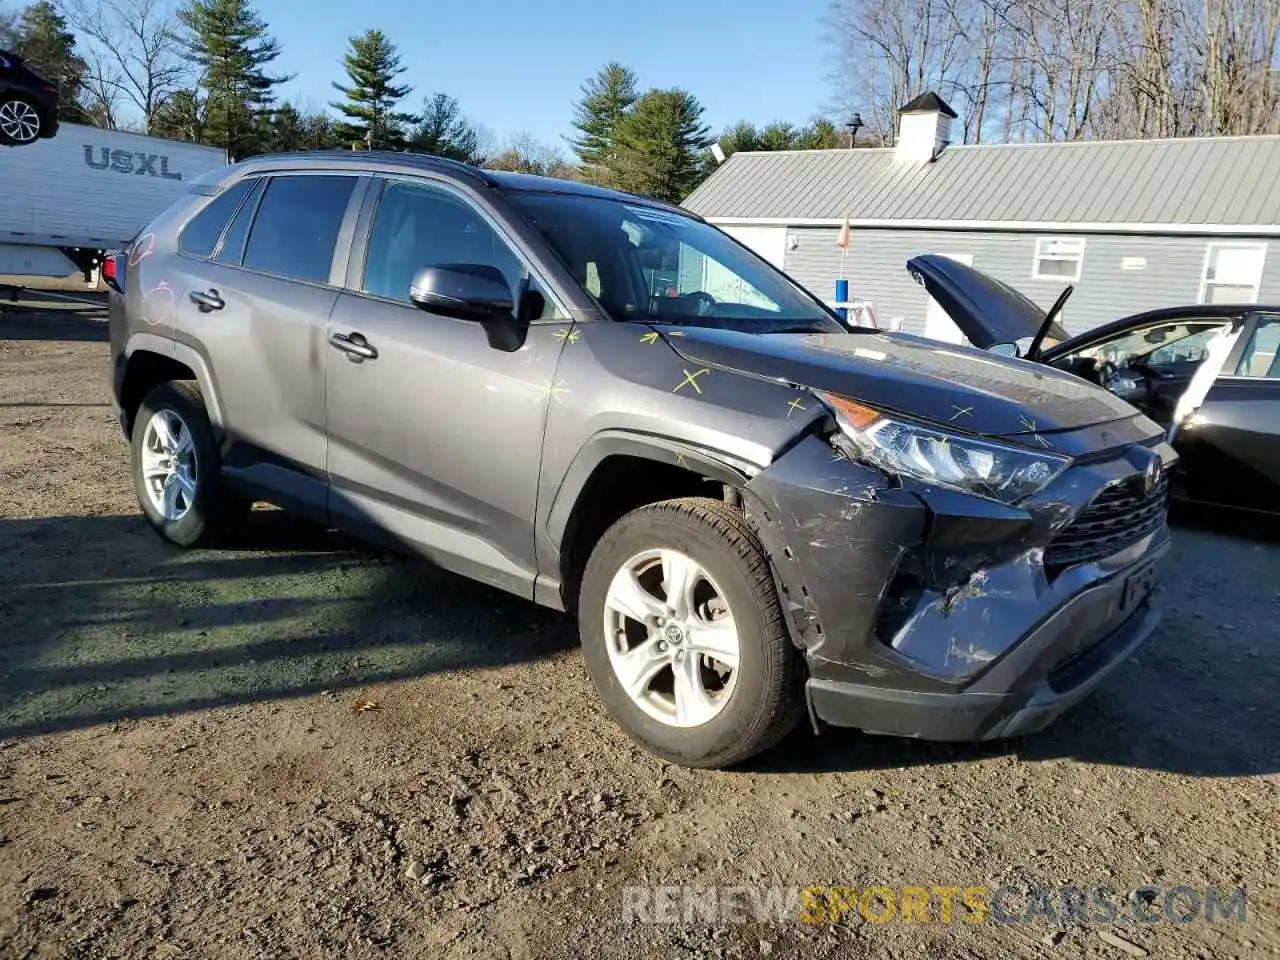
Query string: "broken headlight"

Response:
xmin=820 ymin=393 xmax=1070 ymax=505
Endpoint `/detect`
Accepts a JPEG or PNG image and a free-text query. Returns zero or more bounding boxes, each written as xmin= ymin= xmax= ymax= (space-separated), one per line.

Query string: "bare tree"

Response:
xmin=483 ymin=133 xmax=581 ymax=179
xmin=826 ymin=0 xmax=968 ymax=143
xmin=58 ymin=0 xmax=187 ymax=132
xmin=825 ymin=0 xmax=1278 ymax=143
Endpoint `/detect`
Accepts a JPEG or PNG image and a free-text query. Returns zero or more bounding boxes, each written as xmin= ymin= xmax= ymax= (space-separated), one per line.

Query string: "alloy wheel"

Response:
xmin=140 ymin=409 xmax=198 ymax=521
xmin=602 ymin=549 xmax=740 ymax=728
xmin=0 ymin=99 xmax=40 ymax=143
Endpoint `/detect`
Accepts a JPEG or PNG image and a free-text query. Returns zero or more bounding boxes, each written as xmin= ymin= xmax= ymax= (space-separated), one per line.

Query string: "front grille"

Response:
xmin=1044 ymin=469 xmax=1170 ymax=571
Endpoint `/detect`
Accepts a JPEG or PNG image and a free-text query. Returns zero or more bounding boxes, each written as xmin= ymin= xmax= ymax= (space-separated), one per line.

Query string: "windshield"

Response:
xmin=505 ymin=192 xmax=844 ymax=334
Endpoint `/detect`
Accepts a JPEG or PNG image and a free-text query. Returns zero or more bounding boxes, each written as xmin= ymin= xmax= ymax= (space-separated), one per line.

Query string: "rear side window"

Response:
xmin=214 ymin=178 xmax=266 ymax=266
xmin=179 ymin=179 xmax=255 ymax=258
xmin=242 ymin=175 xmax=355 ymax=284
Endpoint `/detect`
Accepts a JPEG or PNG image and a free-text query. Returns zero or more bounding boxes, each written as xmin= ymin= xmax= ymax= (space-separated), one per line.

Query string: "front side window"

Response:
xmin=1233 ymin=315 xmax=1280 ymax=378
xmin=506 ymin=192 xmax=843 ymax=334
xmin=242 ymin=175 xmax=355 ymax=283
xmin=1058 ymin=321 xmax=1227 ymax=370
xmin=362 ymin=180 xmax=563 ymax=320
xmin=179 ymin=178 xmax=255 ymax=258
xmin=1143 ymin=325 xmax=1225 ymax=367
xmin=1201 ymin=243 xmax=1267 ymax=304
xmin=362 ymin=180 xmax=520 ymax=301
xmin=1033 ymin=237 xmax=1085 ymax=281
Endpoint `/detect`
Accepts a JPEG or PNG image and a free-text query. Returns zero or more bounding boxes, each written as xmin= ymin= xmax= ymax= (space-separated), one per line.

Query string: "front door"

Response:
xmin=1173 ymin=313 xmax=1280 ymax=512
xmin=323 ymin=177 xmax=570 ymax=597
xmin=922 ymin=253 xmax=973 ymax=343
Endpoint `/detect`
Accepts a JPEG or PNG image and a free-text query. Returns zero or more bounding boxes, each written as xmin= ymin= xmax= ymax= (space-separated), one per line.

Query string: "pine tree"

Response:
xmin=299 ymin=111 xmax=337 ymax=150
xmin=795 ymin=119 xmax=839 ymax=150
xmin=717 ymin=121 xmax=761 ymax=158
xmin=150 ymin=87 xmax=205 ymax=142
xmin=263 ymin=100 xmax=302 ymax=151
xmin=331 ymin=30 xmax=416 ymax=151
xmin=759 ymin=121 xmax=797 ymax=151
xmin=408 ymin=92 xmax=482 ymax=163
xmin=10 ymin=1 xmax=87 ymax=122
xmin=568 ymin=62 xmax=637 ymax=182
xmin=177 ymin=0 xmax=289 ymax=159
xmin=612 ymin=89 xmax=712 ymax=202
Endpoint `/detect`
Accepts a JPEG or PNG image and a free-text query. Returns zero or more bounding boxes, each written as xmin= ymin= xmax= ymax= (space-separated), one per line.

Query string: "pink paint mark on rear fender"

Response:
xmin=141 ymin=280 xmax=176 ymax=327
xmin=129 ymin=233 xmax=155 ymax=266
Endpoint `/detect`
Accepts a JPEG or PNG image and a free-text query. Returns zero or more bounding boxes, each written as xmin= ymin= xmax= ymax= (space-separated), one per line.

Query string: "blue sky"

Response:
xmin=269 ymin=0 xmax=834 ymax=149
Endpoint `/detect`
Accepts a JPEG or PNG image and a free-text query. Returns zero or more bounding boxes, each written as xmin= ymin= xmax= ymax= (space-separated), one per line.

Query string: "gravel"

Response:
xmin=1 ymin=298 xmax=1277 ymax=959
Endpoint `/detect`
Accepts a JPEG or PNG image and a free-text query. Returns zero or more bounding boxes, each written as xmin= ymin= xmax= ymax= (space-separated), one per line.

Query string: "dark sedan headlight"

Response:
xmin=820 ymin=393 xmax=1070 ymax=505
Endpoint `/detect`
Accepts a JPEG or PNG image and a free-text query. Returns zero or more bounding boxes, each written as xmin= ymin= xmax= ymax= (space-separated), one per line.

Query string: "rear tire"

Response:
xmin=578 ymin=497 xmax=806 ymax=769
xmin=131 ymin=381 xmax=247 ymax=547
xmin=0 ymin=96 xmax=42 ymax=145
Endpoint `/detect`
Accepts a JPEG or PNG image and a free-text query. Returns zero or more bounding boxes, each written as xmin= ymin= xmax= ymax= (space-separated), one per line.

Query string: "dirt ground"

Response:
xmin=1 ymin=296 xmax=1277 ymax=960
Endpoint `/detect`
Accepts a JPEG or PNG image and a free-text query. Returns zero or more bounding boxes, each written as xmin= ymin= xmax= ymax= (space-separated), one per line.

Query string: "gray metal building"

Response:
xmin=682 ymin=94 xmax=1280 ymax=341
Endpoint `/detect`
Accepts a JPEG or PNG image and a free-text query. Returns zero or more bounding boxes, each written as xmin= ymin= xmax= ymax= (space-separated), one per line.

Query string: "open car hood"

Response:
xmin=906 ymin=255 xmax=1069 ymax=349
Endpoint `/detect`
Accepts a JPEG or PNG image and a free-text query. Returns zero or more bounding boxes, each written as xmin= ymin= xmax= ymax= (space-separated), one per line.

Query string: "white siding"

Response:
xmin=0 ymin=123 xmax=228 ymax=248
xmin=780 ymin=226 xmax=1280 ymax=336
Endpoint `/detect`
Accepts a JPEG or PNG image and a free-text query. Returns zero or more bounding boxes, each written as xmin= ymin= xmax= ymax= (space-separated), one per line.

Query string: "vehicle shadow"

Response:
xmin=0 ymin=510 xmax=577 ymax=740
xmin=4 ymin=509 xmax=1275 ymax=779
xmin=0 ymin=303 xmax=109 ymax=342
xmin=751 ymin=520 xmax=1280 ymax=779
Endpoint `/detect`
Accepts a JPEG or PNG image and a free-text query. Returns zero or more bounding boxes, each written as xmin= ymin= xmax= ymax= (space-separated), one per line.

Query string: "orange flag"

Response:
xmin=836 ymin=218 xmax=850 ymax=249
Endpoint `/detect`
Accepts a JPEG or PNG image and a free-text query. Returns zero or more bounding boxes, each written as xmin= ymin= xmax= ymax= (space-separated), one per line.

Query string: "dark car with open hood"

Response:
xmin=0 ymin=49 xmax=59 ymax=146
xmin=106 ymin=152 xmax=1175 ymax=767
xmin=908 ymin=254 xmax=1280 ymax=516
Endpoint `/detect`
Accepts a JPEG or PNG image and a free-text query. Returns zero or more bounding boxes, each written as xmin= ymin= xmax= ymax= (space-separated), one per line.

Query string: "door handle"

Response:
xmin=329 ymin=331 xmax=378 ymax=361
xmin=189 ymin=288 xmax=224 ymax=312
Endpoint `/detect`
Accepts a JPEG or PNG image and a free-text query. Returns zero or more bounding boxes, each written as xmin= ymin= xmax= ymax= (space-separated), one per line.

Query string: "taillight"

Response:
xmin=103 ymin=253 xmax=125 ymax=294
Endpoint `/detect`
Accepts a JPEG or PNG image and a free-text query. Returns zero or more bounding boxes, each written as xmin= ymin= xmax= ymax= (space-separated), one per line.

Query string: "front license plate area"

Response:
xmin=1120 ymin=562 xmax=1158 ymax=612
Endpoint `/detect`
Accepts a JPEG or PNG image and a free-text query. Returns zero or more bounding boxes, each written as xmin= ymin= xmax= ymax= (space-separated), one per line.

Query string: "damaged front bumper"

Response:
xmin=744 ymin=425 xmax=1175 ymax=742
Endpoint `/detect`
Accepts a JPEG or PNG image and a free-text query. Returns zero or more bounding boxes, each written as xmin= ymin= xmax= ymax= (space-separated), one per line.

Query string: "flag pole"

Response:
xmin=834 ymin=217 xmax=851 ymax=322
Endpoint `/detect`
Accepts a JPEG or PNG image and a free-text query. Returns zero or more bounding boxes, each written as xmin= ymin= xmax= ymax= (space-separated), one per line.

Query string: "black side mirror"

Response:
xmin=410 ymin=263 xmax=530 ymax=352
xmin=410 ymin=263 xmax=514 ymax=321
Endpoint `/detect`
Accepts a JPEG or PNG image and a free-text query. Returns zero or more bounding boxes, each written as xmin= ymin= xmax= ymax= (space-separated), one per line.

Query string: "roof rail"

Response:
xmin=238 ymin=149 xmax=498 ymax=186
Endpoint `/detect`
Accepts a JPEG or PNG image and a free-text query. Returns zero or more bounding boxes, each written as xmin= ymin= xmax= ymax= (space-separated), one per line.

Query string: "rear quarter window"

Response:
xmin=242 ymin=175 xmax=356 ymax=284
xmin=178 ymin=179 xmax=256 ymax=259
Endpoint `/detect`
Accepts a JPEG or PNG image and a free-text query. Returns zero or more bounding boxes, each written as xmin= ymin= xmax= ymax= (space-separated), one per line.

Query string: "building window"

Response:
xmin=1032 ymin=237 xmax=1085 ymax=281
xmin=1200 ymin=243 xmax=1267 ymax=304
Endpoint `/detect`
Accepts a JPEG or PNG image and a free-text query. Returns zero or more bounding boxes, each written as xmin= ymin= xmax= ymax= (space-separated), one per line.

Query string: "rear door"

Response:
xmin=171 ymin=170 xmax=367 ymax=519
xmin=1172 ymin=313 xmax=1280 ymax=512
xmin=323 ymin=176 xmax=572 ymax=597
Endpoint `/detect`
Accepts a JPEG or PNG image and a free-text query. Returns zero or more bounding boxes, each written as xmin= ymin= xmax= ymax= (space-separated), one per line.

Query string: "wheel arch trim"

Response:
xmin=543 ymin=429 xmax=763 ymax=558
xmin=123 ymin=333 xmax=226 ymax=439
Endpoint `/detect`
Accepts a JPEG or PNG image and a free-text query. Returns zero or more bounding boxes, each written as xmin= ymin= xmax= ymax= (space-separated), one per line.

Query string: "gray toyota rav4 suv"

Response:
xmin=107 ymin=152 xmax=1176 ymax=768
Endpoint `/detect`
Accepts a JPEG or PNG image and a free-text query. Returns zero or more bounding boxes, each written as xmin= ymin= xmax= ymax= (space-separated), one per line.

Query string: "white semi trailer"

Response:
xmin=0 ymin=122 xmax=227 ymax=288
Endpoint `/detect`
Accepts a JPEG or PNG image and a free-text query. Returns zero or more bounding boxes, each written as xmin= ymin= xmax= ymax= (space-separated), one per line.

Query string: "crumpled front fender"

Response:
xmin=742 ymin=433 xmax=1163 ymax=691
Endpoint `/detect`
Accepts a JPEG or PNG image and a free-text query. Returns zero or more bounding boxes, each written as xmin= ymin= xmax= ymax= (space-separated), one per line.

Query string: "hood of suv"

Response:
xmin=906 ymin=254 xmax=1069 ymax=349
xmin=663 ymin=326 xmax=1138 ymax=438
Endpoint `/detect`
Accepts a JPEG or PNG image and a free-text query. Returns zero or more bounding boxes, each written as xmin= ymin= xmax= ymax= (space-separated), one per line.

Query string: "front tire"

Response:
xmin=578 ymin=497 xmax=806 ymax=768
xmin=131 ymin=381 xmax=245 ymax=546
